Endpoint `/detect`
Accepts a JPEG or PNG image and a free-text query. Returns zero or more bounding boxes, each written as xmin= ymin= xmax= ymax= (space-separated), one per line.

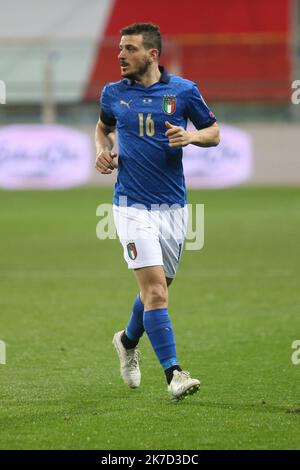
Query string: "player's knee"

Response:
xmin=143 ymin=283 xmax=168 ymax=308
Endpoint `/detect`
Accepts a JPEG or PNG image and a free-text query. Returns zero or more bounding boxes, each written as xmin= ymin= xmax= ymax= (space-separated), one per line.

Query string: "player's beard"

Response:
xmin=122 ymin=57 xmax=151 ymax=81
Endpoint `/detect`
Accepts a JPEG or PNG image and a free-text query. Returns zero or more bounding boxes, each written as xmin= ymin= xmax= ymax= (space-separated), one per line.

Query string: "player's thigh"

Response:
xmin=134 ymin=265 xmax=167 ymax=292
xmin=138 ymin=276 xmax=173 ymax=304
xmin=134 ymin=266 xmax=168 ymax=303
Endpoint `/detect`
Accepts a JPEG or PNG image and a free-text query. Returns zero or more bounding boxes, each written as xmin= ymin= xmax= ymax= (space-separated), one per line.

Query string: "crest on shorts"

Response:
xmin=163 ymin=95 xmax=176 ymax=115
xmin=127 ymin=242 xmax=137 ymax=260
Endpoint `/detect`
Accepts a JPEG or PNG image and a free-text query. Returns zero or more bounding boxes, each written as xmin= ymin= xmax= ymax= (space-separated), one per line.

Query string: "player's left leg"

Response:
xmin=134 ymin=266 xmax=200 ymax=400
xmin=134 ymin=266 xmax=180 ymax=385
xmin=157 ymin=207 xmax=200 ymax=400
xmin=121 ymin=276 xmax=172 ymax=348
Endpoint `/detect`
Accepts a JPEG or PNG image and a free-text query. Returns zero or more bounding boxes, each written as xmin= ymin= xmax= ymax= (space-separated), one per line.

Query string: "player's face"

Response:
xmin=118 ymin=35 xmax=152 ymax=80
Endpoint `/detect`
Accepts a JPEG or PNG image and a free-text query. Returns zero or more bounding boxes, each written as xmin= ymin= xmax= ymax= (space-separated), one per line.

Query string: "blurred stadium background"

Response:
xmin=1 ymin=0 xmax=300 ymax=450
xmin=0 ymin=0 xmax=299 ymax=186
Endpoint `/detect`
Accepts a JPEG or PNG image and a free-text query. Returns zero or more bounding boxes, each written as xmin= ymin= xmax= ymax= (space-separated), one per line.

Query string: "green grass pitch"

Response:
xmin=0 ymin=187 xmax=300 ymax=450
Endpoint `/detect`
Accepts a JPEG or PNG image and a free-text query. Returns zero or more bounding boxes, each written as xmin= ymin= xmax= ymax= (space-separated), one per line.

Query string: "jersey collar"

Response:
xmin=125 ymin=66 xmax=170 ymax=86
xmin=159 ymin=66 xmax=170 ymax=84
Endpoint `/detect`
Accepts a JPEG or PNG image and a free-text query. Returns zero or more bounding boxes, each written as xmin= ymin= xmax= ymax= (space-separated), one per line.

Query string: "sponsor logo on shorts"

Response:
xmin=127 ymin=242 xmax=137 ymax=260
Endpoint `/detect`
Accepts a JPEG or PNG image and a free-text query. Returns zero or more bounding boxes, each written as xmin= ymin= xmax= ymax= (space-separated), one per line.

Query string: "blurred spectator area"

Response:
xmin=0 ymin=32 xmax=293 ymax=102
xmin=86 ymin=33 xmax=291 ymax=102
xmin=0 ymin=0 xmax=299 ymax=185
xmin=0 ymin=0 xmax=299 ymax=122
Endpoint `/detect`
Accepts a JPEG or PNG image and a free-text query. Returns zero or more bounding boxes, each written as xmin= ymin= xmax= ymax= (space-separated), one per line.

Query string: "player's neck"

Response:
xmin=135 ymin=64 xmax=161 ymax=87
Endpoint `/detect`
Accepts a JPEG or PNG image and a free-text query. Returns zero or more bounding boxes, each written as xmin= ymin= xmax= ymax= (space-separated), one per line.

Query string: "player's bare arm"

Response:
xmin=165 ymin=121 xmax=220 ymax=148
xmin=95 ymin=118 xmax=118 ymax=174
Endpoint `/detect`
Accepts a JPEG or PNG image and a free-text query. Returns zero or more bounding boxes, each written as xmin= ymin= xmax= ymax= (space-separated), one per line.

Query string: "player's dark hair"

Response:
xmin=120 ymin=23 xmax=162 ymax=57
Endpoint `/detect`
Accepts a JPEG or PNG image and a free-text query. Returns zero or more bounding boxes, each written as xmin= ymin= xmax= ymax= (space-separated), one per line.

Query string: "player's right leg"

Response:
xmin=112 ymin=279 xmax=173 ymax=389
xmin=112 ymin=293 xmax=144 ymax=389
xmin=112 ymin=204 xmax=162 ymax=389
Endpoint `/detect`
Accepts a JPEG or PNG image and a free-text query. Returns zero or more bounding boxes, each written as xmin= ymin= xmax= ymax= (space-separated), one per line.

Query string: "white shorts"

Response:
xmin=113 ymin=204 xmax=188 ymax=279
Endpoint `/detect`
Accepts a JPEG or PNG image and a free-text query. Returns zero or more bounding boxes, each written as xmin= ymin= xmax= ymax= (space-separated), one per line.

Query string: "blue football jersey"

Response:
xmin=100 ymin=66 xmax=216 ymax=209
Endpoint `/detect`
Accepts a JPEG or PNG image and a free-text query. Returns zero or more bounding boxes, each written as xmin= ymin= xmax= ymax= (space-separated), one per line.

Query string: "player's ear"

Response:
xmin=149 ymin=48 xmax=159 ymax=62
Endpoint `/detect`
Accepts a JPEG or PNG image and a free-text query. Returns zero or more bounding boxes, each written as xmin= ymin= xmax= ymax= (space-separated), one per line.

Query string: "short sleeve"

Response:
xmin=100 ymin=84 xmax=116 ymax=126
xmin=185 ymin=84 xmax=216 ymax=130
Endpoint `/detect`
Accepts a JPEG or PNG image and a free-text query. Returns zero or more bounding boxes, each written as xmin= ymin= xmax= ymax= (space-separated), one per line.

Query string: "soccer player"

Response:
xmin=95 ymin=23 xmax=220 ymax=400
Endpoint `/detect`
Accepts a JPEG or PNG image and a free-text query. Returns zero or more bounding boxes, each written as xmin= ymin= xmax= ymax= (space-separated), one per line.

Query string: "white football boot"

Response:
xmin=112 ymin=331 xmax=141 ymax=388
xmin=168 ymin=370 xmax=200 ymax=400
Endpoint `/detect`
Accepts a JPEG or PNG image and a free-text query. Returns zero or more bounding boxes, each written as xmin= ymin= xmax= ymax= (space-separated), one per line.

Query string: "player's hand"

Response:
xmin=95 ymin=147 xmax=118 ymax=174
xmin=165 ymin=121 xmax=191 ymax=148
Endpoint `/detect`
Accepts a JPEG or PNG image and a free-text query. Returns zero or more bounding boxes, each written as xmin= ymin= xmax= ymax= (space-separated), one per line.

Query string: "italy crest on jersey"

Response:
xmin=162 ymin=95 xmax=176 ymax=115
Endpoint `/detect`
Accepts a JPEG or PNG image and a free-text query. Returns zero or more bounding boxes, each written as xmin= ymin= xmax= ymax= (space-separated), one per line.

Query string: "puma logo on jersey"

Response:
xmin=120 ymin=99 xmax=132 ymax=109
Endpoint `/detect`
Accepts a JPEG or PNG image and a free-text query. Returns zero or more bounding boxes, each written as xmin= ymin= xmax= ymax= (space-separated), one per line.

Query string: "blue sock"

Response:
xmin=143 ymin=308 xmax=178 ymax=370
xmin=125 ymin=294 xmax=144 ymax=342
